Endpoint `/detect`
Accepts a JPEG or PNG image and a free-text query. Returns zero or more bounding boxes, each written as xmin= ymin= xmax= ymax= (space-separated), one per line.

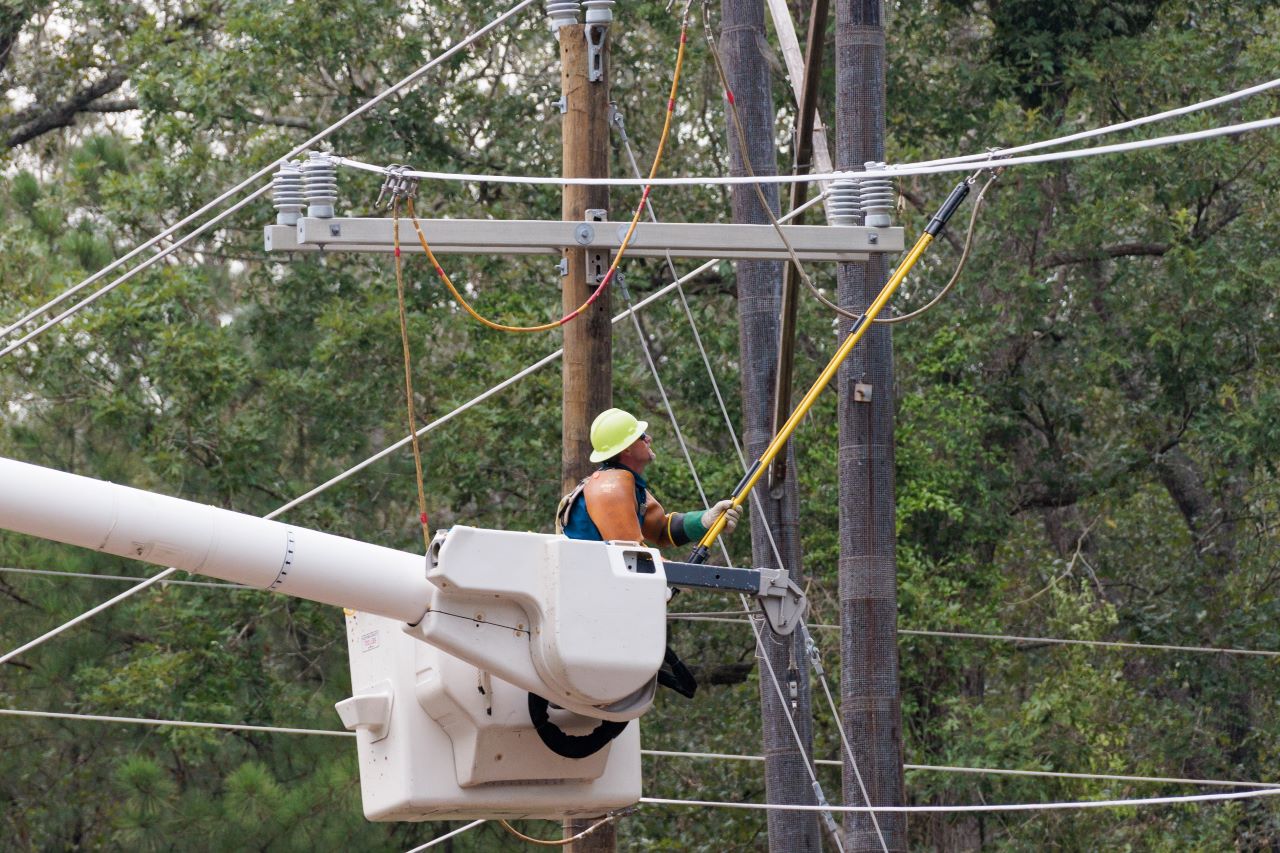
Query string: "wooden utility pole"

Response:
xmin=558 ymin=19 xmax=617 ymax=853
xmin=717 ymin=1 xmax=822 ymax=850
xmin=834 ymin=0 xmax=906 ymax=848
xmin=559 ymin=22 xmax=613 ymax=496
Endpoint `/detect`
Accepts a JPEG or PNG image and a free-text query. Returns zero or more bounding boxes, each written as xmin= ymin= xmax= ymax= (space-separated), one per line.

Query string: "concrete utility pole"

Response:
xmin=834 ymin=0 xmax=906 ymax=849
xmin=558 ymin=15 xmax=617 ymax=852
xmin=717 ymin=1 xmax=822 ymax=850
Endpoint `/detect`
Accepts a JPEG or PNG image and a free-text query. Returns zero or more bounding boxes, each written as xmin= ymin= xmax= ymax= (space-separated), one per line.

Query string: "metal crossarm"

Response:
xmin=264 ymin=217 xmax=903 ymax=261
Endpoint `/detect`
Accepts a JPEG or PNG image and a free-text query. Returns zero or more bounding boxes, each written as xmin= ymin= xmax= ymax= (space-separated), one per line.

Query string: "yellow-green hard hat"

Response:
xmin=589 ymin=408 xmax=648 ymax=462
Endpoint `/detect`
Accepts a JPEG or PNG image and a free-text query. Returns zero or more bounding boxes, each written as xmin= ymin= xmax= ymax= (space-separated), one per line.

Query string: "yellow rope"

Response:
xmin=391 ymin=201 xmax=432 ymax=551
xmin=498 ymin=815 xmax=616 ymax=847
xmin=407 ymin=8 xmax=692 ymax=333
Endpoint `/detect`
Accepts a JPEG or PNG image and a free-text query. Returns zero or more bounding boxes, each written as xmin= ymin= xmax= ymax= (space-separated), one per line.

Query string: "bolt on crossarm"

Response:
xmin=687 ymin=177 xmax=974 ymax=565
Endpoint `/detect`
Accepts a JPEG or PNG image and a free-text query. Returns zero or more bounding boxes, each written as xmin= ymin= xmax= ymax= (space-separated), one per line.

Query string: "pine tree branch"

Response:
xmin=83 ymin=98 xmax=140 ymax=114
xmin=4 ymin=69 xmax=129 ymax=148
xmin=1039 ymin=241 xmax=1169 ymax=269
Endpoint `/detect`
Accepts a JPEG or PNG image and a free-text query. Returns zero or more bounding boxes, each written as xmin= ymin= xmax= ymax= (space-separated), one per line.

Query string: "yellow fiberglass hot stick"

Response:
xmin=687 ymin=177 xmax=976 ymax=565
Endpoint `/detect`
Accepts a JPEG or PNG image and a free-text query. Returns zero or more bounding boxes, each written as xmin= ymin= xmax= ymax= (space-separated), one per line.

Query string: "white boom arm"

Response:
xmin=0 ymin=456 xmax=668 ymax=720
xmin=0 ymin=456 xmax=433 ymax=623
xmin=0 ymin=455 xmax=802 ymax=821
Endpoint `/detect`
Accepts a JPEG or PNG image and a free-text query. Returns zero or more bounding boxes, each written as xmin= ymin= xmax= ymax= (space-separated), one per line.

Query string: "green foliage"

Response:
xmin=3 ymin=0 xmax=1280 ymax=849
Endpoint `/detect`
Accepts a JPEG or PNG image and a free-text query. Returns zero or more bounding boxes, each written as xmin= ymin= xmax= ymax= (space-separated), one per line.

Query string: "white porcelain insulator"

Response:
xmin=302 ymin=151 xmax=338 ymax=219
xmin=860 ymin=161 xmax=896 ymax=228
xmin=545 ymin=0 xmax=580 ymax=30
xmin=272 ymin=162 xmax=305 ymax=225
xmin=826 ymin=178 xmax=861 ymax=226
xmin=582 ymin=0 xmax=614 ymax=23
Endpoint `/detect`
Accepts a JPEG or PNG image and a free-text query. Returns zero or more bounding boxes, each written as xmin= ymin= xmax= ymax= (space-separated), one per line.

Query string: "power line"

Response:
xmin=0 ymin=708 xmax=353 ymax=737
xmin=332 ymin=113 xmax=1280 ymax=188
xmin=0 ymin=186 xmax=270 ymax=359
xmin=667 ymin=614 xmax=1280 ymax=659
xmin=7 ymin=31 xmax=1267 ymax=357
xmin=0 ymin=195 xmax=826 ymax=668
xmin=0 ymin=0 xmax=540 ymax=358
xmin=404 ymin=820 xmax=485 ymax=852
xmin=610 ymin=115 xmax=850 ymax=844
xmin=897 ymin=628 xmax=1280 ymax=659
xmin=0 ymin=567 xmax=179 ymax=667
xmin=911 ymin=76 xmax=1280 ymax=170
xmin=0 ymin=566 xmax=250 ymax=590
xmin=639 ymin=786 xmax=1280 ymax=814
xmin=11 ymin=567 xmax=1273 ymax=662
xmin=641 ymin=749 xmax=1280 ymax=790
xmin=11 ymin=707 xmax=1277 ymax=792
xmin=226 ymin=190 xmax=821 ymax=521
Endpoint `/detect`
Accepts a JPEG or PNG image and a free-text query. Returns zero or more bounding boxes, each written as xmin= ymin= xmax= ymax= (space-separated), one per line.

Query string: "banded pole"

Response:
xmin=834 ymin=0 xmax=907 ymax=848
xmin=718 ymin=0 xmax=822 ymax=850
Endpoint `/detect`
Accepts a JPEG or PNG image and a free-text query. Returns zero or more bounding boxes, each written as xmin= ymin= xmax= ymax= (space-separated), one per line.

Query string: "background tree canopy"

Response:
xmin=2 ymin=0 xmax=1279 ymax=848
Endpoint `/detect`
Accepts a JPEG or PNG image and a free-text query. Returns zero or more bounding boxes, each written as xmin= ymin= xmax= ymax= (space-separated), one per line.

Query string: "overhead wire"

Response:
xmin=615 ymin=75 xmax=887 ymax=845
xmin=0 ymin=708 xmax=354 ymax=737
xmin=611 ymin=107 xmax=858 ymax=852
xmin=635 ymin=81 xmax=895 ymax=837
xmin=907 ymin=75 xmax=1280 ymax=170
xmin=800 ymin=623 xmax=887 ymax=846
xmin=403 ymin=820 xmax=486 ymax=852
xmin=402 ymin=6 xmax=692 ymax=333
xmin=667 ymin=612 xmax=1280 ymax=658
xmin=643 ymin=749 xmax=1280 ymax=791
xmin=740 ymin=593 xmax=861 ymax=852
xmin=246 ymin=188 xmax=815 ymax=512
xmin=0 ymin=565 xmax=179 ymax=667
xmin=4 ymin=71 xmax=1258 ymax=362
xmin=332 ymin=112 xmax=1280 ymax=187
xmin=0 ymin=196 xmax=826 ymax=669
xmin=14 ymin=564 xmax=1279 ymax=661
xmin=0 ymin=0 xmax=541 ymax=359
xmin=0 ymin=186 xmax=270 ymax=360
xmin=22 ymin=84 xmax=1269 ymax=819
xmin=699 ymin=9 xmax=847 ymax=322
xmin=611 ymin=107 xmax=749 ymax=482
xmin=7 ymin=14 xmax=1275 ymax=842
xmin=0 ymin=566 xmax=249 ymax=590
xmin=895 ymin=627 xmax=1280 ymax=659
xmin=9 ymin=707 xmax=1279 ymax=792
xmin=639 ymin=786 xmax=1280 ymax=814
xmin=875 ymin=170 xmax=998 ymax=324
xmin=9 ymin=14 xmax=1256 ymax=355
xmin=706 ymin=3 xmax=999 ymax=329
xmin=24 ymin=696 xmax=1274 ymax=819
xmin=236 ymin=193 xmax=820 ymax=517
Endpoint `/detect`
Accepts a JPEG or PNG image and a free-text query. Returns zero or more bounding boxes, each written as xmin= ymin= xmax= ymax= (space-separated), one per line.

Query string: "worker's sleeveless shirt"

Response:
xmin=561 ymin=461 xmax=647 ymax=541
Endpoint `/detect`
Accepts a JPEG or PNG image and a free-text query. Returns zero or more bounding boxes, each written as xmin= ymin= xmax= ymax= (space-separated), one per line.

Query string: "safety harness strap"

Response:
xmin=554 ymin=478 xmax=589 ymax=534
xmin=657 ymin=645 xmax=698 ymax=698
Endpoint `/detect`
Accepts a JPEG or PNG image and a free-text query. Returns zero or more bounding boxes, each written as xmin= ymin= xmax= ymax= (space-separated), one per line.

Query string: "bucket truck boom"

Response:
xmin=0 ymin=456 xmax=806 ymax=820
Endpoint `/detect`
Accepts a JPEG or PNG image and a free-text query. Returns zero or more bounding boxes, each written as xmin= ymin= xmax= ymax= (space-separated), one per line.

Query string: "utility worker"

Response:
xmin=558 ymin=407 xmax=741 ymax=547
